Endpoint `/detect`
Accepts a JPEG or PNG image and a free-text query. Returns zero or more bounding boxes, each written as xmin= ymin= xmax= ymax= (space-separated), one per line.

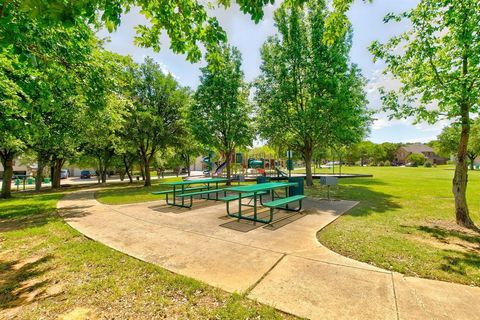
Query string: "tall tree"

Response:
xmin=189 ymin=45 xmax=254 ymax=184
xmin=0 ymin=1 xmax=102 ymax=195
xmin=255 ymin=0 xmax=370 ymax=186
xmin=126 ymin=57 xmax=188 ymax=187
xmin=80 ymin=52 xmax=134 ymax=183
xmin=370 ymin=0 xmax=480 ymax=229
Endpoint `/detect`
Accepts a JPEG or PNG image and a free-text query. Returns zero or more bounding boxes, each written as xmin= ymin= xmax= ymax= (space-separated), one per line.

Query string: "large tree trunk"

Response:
xmin=304 ymin=147 xmax=314 ymax=187
xmin=140 ymin=163 xmax=145 ymax=181
xmin=143 ymin=157 xmax=151 ymax=187
xmin=51 ymin=158 xmax=64 ymax=189
xmin=1 ymin=152 xmax=14 ymax=199
xmin=225 ymin=151 xmax=232 ymax=186
xmin=452 ymin=111 xmax=477 ymax=229
xmin=35 ymin=155 xmax=46 ymax=191
xmin=123 ymin=157 xmax=133 ymax=183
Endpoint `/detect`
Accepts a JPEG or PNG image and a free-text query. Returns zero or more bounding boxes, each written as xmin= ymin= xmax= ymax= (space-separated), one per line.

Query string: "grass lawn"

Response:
xmin=308 ymin=165 xmax=480 ymax=286
xmin=95 ymin=177 xmax=183 ymax=205
xmin=0 ymin=190 xmax=294 ymax=319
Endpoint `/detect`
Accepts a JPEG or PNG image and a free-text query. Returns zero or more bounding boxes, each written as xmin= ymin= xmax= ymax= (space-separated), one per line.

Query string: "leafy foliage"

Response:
xmin=125 ymin=57 xmax=189 ymax=186
xmin=255 ymin=0 xmax=370 ymax=185
xmin=189 ymin=45 xmax=253 ymax=182
xmin=369 ymin=0 xmax=480 ymax=229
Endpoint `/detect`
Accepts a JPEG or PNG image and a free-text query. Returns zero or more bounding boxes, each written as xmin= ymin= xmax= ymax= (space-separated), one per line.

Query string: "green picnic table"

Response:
xmin=222 ymin=181 xmax=306 ymax=224
xmin=155 ymin=178 xmax=229 ymax=208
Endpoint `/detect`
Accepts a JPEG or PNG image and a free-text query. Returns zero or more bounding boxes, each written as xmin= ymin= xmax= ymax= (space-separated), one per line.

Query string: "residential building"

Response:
xmin=395 ymin=144 xmax=447 ymax=165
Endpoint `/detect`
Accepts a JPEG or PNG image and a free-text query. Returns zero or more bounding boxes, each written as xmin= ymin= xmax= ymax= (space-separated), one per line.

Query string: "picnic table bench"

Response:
xmin=222 ymin=180 xmax=306 ymax=224
xmin=154 ymin=178 xmax=229 ymax=208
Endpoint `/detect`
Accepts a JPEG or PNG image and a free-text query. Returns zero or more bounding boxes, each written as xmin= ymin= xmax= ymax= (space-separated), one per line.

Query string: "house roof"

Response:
xmin=401 ymin=144 xmax=434 ymax=154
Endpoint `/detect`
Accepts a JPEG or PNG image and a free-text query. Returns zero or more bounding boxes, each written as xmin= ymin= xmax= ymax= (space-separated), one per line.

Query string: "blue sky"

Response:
xmin=98 ymin=0 xmax=447 ymax=144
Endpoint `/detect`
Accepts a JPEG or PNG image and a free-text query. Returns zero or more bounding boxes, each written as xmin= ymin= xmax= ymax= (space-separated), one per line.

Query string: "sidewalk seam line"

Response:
xmin=391 ymin=273 xmax=400 ymax=320
xmin=289 ymin=253 xmax=391 ymax=275
xmin=244 ymin=253 xmax=286 ymax=296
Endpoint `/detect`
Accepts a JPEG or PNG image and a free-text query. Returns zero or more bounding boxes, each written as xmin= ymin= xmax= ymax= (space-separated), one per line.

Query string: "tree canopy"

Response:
xmin=189 ymin=45 xmax=253 ymax=183
xmin=255 ymin=0 xmax=370 ymax=186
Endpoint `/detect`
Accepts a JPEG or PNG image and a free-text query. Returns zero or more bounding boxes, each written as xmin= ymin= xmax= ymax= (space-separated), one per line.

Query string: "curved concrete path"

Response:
xmin=58 ymin=190 xmax=480 ymax=320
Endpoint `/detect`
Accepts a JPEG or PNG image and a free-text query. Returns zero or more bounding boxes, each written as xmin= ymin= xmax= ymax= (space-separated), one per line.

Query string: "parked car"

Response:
xmin=80 ymin=170 xmax=92 ymax=179
xmin=60 ymin=169 xmax=69 ymax=179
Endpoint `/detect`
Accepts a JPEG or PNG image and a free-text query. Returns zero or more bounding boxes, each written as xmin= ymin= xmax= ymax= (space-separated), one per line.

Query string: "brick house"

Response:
xmin=395 ymin=144 xmax=447 ymax=165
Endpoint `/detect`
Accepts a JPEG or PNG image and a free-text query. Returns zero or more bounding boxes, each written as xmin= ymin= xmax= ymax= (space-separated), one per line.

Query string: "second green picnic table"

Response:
xmin=155 ymin=178 xmax=229 ymax=208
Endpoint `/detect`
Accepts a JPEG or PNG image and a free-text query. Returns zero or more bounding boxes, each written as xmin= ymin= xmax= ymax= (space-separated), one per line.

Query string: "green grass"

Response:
xmin=95 ymin=177 xmax=182 ymax=205
xmin=310 ymin=165 xmax=480 ymax=286
xmin=0 ymin=190 xmax=294 ymax=319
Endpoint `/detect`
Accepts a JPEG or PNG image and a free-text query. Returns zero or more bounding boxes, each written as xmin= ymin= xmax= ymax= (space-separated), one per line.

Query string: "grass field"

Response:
xmin=95 ymin=177 xmax=182 ymax=205
xmin=308 ymin=166 xmax=480 ymax=286
xmin=0 ymin=190 xmax=293 ymax=319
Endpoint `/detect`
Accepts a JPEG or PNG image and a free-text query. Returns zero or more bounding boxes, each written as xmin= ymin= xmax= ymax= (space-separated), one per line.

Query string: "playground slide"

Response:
xmin=275 ymin=168 xmax=288 ymax=177
xmin=215 ymin=161 xmax=227 ymax=174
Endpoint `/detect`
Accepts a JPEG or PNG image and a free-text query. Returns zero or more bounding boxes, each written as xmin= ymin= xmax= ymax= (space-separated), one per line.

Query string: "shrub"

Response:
xmin=378 ymin=161 xmax=384 ymax=166
xmin=406 ymin=153 xmax=426 ymax=167
xmin=424 ymin=161 xmax=432 ymax=168
xmin=383 ymin=160 xmax=391 ymax=166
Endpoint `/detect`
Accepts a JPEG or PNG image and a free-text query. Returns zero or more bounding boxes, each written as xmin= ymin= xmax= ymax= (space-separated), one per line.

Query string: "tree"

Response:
xmin=0 ymin=50 xmax=31 ymax=198
xmin=189 ymin=45 xmax=254 ymax=184
xmin=11 ymin=0 xmax=367 ymax=63
xmin=0 ymin=2 xmax=103 ymax=195
xmin=406 ymin=153 xmax=426 ymax=167
xmin=370 ymin=0 xmax=480 ymax=229
xmin=437 ymin=121 xmax=480 ymax=171
xmin=126 ymin=57 xmax=188 ymax=187
xmin=255 ymin=0 xmax=370 ymax=186
xmin=80 ymin=52 xmax=134 ymax=183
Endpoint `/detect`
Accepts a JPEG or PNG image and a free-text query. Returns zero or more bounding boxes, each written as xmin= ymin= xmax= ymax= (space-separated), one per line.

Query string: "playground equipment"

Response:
xmin=201 ymin=150 xmax=288 ymax=178
xmin=275 ymin=168 xmax=288 ymax=177
xmin=214 ymin=161 xmax=227 ymax=175
xmin=202 ymin=155 xmax=212 ymax=173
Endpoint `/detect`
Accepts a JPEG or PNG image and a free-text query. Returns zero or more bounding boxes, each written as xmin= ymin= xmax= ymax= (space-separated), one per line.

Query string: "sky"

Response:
xmin=97 ymin=0 xmax=448 ymax=144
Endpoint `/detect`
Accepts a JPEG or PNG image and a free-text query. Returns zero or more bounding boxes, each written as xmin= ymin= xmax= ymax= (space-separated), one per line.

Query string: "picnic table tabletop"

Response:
xmin=160 ymin=178 xmax=229 ymax=186
xmin=225 ymin=182 xmax=297 ymax=193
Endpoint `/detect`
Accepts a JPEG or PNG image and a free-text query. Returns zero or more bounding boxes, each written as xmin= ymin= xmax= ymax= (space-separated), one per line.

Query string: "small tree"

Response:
xmin=437 ymin=121 xmax=480 ymax=171
xmin=189 ymin=45 xmax=254 ymax=184
xmin=370 ymin=0 xmax=480 ymax=229
xmin=406 ymin=153 xmax=426 ymax=167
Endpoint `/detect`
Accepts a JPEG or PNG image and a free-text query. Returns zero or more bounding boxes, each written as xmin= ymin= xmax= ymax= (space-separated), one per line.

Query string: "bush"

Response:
xmin=383 ymin=160 xmax=391 ymax=166
xmin=378 ymin=161 xmax=384 ymax=167
xmin=406 ymin=153 xmax=426 ymax=167
xmin=424 ymin=161 xmax=432 ymax=168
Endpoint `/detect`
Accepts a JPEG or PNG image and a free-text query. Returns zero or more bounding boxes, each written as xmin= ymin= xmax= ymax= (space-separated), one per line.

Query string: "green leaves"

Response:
xmin=255 ymin=1 xmax=370 ymax=154
xmin=189 ymin=44 xmax=253 ymax=156
xmin=370 ymin=0 xmax=480 ymax=124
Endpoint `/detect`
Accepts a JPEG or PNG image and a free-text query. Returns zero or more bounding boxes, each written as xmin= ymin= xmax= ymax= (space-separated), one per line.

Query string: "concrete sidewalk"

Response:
xmin=58 ymin=190 xmax=480 ymax=320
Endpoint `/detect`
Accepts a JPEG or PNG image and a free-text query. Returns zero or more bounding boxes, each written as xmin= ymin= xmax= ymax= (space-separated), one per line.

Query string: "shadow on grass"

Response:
xmin=439 ymin=250 xmax=480 ymax=278
xmin=417 ymin=226 xmax=480 ymax=245
xmin=307 ymin=183 xmax=401 ymax=217
xmin=0 ymin=255 xmax=54 ymax=311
